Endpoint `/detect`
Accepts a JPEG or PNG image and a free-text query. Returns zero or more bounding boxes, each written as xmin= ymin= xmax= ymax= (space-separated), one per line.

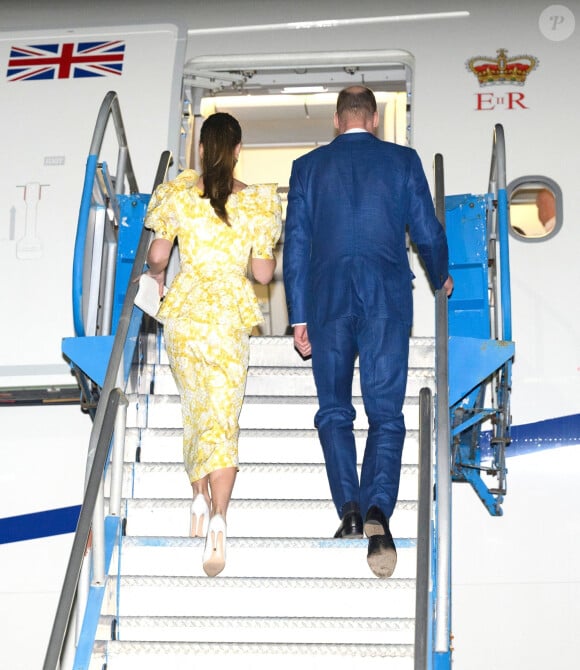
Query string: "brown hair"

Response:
xmin=199 ymin=112 xmax=242 ymax=225
xmin=336 ymin=86 xmax=377 ymax=120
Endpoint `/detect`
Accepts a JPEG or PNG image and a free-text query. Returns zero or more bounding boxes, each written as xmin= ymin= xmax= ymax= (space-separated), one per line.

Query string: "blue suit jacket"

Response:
xmin=283 ymin=132 xmax=449 ymax=327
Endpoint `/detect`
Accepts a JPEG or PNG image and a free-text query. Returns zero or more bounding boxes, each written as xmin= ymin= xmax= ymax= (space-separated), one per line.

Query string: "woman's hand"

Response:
xmin=146 ymin=269 xmax=166 ymax=297
xmin=142 ymin=238 xmax=172 ymax=296
xmin=132 ymin=269 xmax=166 ymax=298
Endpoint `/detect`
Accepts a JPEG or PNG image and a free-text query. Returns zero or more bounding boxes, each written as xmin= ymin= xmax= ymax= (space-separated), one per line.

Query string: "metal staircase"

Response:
xmin=86 ymin=329 xmax=435 ymax=669
xmin=45 ymin=91 xmax=516 ymax=670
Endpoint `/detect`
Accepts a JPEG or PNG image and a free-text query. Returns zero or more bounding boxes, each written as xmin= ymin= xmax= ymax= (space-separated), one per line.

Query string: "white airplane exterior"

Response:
xmin=0 ymin=1 xmax=579 ymax=669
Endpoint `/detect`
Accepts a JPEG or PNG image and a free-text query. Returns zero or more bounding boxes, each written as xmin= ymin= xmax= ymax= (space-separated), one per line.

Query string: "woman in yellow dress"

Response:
xmin=144 ymin=112 xmax=282 ymax=576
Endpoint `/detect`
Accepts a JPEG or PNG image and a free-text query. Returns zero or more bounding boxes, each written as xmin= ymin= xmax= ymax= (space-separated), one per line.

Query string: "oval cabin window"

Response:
xmin=507 ymin=176 xmax=562 ymax=241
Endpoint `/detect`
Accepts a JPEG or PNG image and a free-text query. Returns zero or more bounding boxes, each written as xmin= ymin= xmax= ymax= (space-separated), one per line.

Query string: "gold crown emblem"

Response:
xmin=467 ymin=48 xmax=538 ymax=86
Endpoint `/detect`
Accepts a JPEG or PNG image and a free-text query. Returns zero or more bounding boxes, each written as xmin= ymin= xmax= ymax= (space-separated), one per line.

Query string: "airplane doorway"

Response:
xmin=182 ymin=50 xmax=413 ymax=334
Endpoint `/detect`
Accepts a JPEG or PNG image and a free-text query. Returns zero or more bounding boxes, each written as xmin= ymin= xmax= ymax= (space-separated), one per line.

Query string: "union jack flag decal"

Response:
xmin=7 ymin=41 xmax=125 ymax=81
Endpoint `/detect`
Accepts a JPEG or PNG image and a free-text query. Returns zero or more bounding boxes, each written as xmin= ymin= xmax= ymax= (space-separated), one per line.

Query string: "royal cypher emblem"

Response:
xmin=467 ymin=48 xmax=538 ymax=86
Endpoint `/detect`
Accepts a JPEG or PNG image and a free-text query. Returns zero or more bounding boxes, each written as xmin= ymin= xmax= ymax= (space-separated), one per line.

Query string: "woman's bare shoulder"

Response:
xmin=232 ymin=178 xmax=248 ymax=193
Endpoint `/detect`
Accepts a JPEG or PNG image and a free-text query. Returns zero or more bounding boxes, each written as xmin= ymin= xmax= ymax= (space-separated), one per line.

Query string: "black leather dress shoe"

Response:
xmin=333 ymin=501 xmax=363 ymax=539
xmin=365 ymin=505 xmax=397 ymax=577
xmin=364 ymin=505 xmax=389 ymax=537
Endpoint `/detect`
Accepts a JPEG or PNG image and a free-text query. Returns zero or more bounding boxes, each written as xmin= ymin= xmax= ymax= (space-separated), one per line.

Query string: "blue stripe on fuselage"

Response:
xmin=0 ymin=505 xmax=80 ymax=544
xmin=1 ymin=415 xmax=578 ymax=544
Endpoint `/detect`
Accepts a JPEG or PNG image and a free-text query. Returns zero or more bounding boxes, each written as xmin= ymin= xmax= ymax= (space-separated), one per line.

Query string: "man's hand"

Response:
xmin=443 ymin=275 xmax=454 ymax=297
xmin=293 ymin=324 xmax=312 ymax=358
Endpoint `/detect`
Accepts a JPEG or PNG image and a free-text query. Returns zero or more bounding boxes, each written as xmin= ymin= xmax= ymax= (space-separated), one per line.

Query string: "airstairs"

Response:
xmin=46 ymin=91 xmax=514 ymax=670
xmin=84 ymin=328 xmax=434 ymax=669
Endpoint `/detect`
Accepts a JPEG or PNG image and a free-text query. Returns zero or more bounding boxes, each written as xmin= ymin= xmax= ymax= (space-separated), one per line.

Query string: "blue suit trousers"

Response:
xmin=309 ymin=316 xmax=410 ymax=520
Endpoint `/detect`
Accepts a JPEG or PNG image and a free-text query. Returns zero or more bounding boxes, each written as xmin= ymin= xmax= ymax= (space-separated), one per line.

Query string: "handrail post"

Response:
xmin=91 ymin=482 xmax=106 ymax=584
xmin=488 ymin=124 xmax=512 ymax=342
xmin=108 ymin=365 xmax=127 ymax=517
xmin=109 ymin=398 xmax=128 ymax=518
xmin=497 ymin=188 xmax=512 ymax=341
xmin=434 ymin=289 xmax=451 ymax=656
xmin=60 ymin=619 xmax=76 ymax=670
xmin=76 ymin=555 xmax=91 ymax=642
xmin=433 ymin=153 xmax=452 ymax=661
xmin=116 ymin=145 xmax=128 ymax=195
xmin=415 ymin=386 xmax=433 ymax=670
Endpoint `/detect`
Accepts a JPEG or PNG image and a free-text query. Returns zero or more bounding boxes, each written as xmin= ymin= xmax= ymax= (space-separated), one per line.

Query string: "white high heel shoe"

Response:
xmin=190 ymin=494 xmax=209 ymax=538
xmin=203 ymin=514 xmax=227 ymax=577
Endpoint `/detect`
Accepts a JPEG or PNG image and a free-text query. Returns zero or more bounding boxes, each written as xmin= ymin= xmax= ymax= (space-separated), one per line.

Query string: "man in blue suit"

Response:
xmin=283 ymin=86 xmax=453 ymax=578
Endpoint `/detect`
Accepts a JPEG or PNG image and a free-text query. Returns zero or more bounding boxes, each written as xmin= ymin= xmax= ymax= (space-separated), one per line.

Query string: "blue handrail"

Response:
xmin=44 ymin=147 xmax=171 ymax=670
xmin=489 ymin=124 xmax=512 ymax=342
xmin=72 ymin=156 xmax=99 ymax=337
xmin=71 ymin=91 xmax=138 ymax=337
xmin=446 ymin=124 xmax=514 ymax=517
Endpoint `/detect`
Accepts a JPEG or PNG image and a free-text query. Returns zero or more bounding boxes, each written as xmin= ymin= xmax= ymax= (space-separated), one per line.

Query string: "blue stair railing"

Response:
xmin=426 ymin=125 xmax=516 ymax=670
xmin=45 ymin=90 xmax=172 ymax=670
xmin=413 ymin=151 xmax=453 ymax=670
xmin=63 ymin=92 xmax=154 ymax=410
xmin=72 ymin=91 xmax=139 ymax=339
xmin=446 ymin=124 xmax=515 ymax=515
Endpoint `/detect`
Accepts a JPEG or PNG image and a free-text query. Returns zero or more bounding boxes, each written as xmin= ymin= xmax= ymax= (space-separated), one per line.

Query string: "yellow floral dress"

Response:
xmin=145 ymin=169 xmax=282 ymax=482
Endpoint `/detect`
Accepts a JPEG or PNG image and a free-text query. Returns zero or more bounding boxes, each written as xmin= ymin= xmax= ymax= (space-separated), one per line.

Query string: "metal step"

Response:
xmin=120 ymin=498 xmax=418 ymax=539
xmin=145 ymin=363 xmax=434 ymax=397
xmin=126 ymin=394 xmax=424 ymax=431
xmin=91 ymin=640 xmax=414 ymax=670
xmin=124 ymin=427 xmax=419 ymax=464
xmin=111 ymin=462 xmax=420 ymax=501
xmin=111 ymin=536 xmax=417 ymax=579
xmin=102 ymin=575 xmax=416 ymax=618
xmin=145 ymin=333 xmax=435 ymax=369
xmin=97 ymin=613 xmax=414 ymax=644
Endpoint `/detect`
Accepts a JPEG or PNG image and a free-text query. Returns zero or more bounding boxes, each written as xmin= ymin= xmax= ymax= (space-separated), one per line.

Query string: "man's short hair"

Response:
xmin=336 ymin=86 xmax=377 ymax=118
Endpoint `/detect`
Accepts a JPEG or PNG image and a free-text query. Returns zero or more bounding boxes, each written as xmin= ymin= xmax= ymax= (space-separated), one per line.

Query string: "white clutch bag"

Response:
xmin=134 ymin=274 xmax=165 ymax=319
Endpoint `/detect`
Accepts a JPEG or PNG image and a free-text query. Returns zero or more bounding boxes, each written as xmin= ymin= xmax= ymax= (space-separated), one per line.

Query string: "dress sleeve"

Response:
xmin=145 ymin=169 xmax=199 ymax=242
xmin=251 ymin=184 xmax=283 ymax=259
xmin=144 ymin=180 xmax=180 ymax=242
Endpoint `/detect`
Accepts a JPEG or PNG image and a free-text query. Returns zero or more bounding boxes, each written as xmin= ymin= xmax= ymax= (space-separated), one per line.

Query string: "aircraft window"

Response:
xmin=507 ymin=176 xmax=562 ymax=241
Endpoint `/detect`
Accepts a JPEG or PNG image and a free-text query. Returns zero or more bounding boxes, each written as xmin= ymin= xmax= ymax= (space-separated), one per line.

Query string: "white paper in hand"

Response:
xmin=134 ymin=274 xmax=164 ymax=319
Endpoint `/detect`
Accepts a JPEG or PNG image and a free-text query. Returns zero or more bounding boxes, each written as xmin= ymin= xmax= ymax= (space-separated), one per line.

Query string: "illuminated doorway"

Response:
xmin=181 ymin=51 xmax=413 ymax=333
